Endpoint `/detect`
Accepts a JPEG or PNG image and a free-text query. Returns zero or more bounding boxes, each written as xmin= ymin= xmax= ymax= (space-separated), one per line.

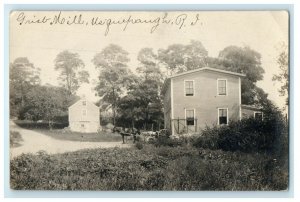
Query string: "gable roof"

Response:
xmin=161 ymin=67 xmax=246 ymax=94
xmin=68 ymin=98 xmax=99 ymax=109
xmin=169 ymin=67 xmax=246 ymax=79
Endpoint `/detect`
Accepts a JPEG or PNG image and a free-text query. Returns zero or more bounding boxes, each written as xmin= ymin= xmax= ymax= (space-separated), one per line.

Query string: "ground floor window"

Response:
xmin=186 ymin=109 xmax=195 ymax=126
xmin=254 ymin=112 xmax=263 ymax=120
xmin=218 ymin=108 xmax=228 ymax=125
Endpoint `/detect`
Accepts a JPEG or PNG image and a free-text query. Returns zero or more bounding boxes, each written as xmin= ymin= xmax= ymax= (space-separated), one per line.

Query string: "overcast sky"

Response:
xmin=10 ymin=11 xmax=289 ymax=109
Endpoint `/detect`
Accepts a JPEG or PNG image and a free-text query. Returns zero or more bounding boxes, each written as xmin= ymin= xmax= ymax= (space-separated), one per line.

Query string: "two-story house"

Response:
xmin=162 ymin=67 xmax=246 ymax=135
xmin=68 ymin=99 xmax=100 ymax=133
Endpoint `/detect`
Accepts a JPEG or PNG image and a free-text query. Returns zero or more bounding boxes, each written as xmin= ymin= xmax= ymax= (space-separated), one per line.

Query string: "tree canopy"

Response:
xmin=9 ymin=57 xmax=41 ymax=118
xmin=116 ymin=48 xmax=164 ymax=129
xmin=217 ymin=46 xmax=265 ymax=104
xmin=92 ymin=44 xmax=137 ymax=125
xmin=137 ymin=48 xmax=163 ymax=82
xmin=24 ymin=85 xmax=79 ymax=128
xmin=158 ymin=40 xmax=208 ymax=74
xmin=272 ymin=42 xmax=288 ymax=106
xmin=54 ymin=50 xmax=89 ymax=95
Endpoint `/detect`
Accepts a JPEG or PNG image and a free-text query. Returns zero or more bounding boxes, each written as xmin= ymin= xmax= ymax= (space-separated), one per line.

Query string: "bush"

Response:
xmin=135 ymin=142 xmax=144 ymax=150
xmin=162 ymin=149 xmax=287 ymax=191
xmin=153 ymin=136 xmax=184 ymax=147
xmin=10 ymin=131 xmax=23 ymax=148
xmin=193 ymin=116 xmax=287 ymax=153
xmin=14 ymin=120 xmax=68 ymax=129
xmin=10 ymin=146 xmax=287 ymax=190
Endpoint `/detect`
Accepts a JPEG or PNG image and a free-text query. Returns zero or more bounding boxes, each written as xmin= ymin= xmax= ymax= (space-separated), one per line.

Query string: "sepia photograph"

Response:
xmin=9 ymin=10 xmax=289 ymax=191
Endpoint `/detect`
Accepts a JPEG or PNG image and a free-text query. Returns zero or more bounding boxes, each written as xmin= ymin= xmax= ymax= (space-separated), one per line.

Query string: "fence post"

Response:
xmin=177 ymin=118 xmax=180 ymax=134
xmin=195 ymin=118 xmax=197 ymax=132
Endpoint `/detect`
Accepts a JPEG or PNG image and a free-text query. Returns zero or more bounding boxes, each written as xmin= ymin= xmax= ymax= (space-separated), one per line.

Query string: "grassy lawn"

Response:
xmin=14 ymin=120 xmax=123 ymax=142
xmin=34 ymin=129 xmax=123 ymax=142
xmin=10 ymin=143 xmax=288 ymax=190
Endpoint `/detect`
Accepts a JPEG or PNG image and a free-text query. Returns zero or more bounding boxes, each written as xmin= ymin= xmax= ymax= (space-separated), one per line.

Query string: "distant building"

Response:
xmin=162 ymin=67 xmax=247 ymax=135
xmin=68 ymin=99 xmax=100 ymax=133
xmin=241 ymin=104 xmax=263 ymax=120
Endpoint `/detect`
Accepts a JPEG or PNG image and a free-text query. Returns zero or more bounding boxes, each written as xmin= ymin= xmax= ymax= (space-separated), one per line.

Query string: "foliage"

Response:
xmin=272 ymin=42 xmax=289 ymax=106
xmin=54 ymin=50 xmax=89 ymax=95
xmin=20 ymin=85 xmax=78 ymax=128
xmin=217 ymin=46 xmax=265 ymax=105
xmin=10 ymin=131 xmax=23 ymax=148
xmin=92 ymin=44 xmax=137 ymax=125
xmin=9 ymin=57 xmax=40 ymax=118
xmin=137 ymin=48 xmax=163 ymax=82
xmin=153 ymin=136 xmax=184 ymax=147
xmin=10 ymin=145 xmax=287 ymax=190
xmin=14 ymin=120 xmax=68 ymax=130
xmin=135 ymin=142 xmax=144 ymax=150
xmin=193 ymin=116 xmax=287 ymax=153
xmin=163 ymin=150 xmax=287 ymax=191
xmin=117 ymin=79 xmax=164 ymax=130
xmin=116 ymin=48 xmax=164 ymax=129
xmin=158 ymin=40 xmax=208 ymax=74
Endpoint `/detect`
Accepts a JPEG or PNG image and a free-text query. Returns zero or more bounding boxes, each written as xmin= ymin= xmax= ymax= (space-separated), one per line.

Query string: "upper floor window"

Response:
xmin=82 ymin=109 xmax=87 ymax=116
xmin=218 ymin=79 xmax=227 ymax=95
xmin=218 ymin=108 xmax=228 ymax=125
xmin=82 ymin=101 xmax=86 ymax=106
xmin=185 ymin=80 xmax=194 ymax=96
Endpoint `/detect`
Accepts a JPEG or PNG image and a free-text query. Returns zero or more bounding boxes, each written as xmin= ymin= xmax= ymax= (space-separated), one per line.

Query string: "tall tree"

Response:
xmin=118 ymin=79 xmax=163 ymax=130
xmin=217 ymin=46 xmax=265 ymax=104
xmin=158 ymin=40 xmax=208 ymax=74
xmin=9 ymin=57 xmax=40 ymax=118
xmin=92 ymin=44 xmax=137 ymax=126
xmin=136 ymin=48 xmax=164 ymax=129
xmin=54 ymin=50 xmax=89 ymax=95
xmin=137 ymin=48 xmax=163 ymax=82
xmin=272 ymin=42 xmax=289 ymax=106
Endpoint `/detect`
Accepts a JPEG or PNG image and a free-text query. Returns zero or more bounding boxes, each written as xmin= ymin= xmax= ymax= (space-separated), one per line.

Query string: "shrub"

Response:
xmin=10 ymin=131 xmax=23 ymax=148
xmin=192 ymin=125 xmax=220 ymax=150
xmin=10 ymin=146 xmax=288 ymax=190
xmin=135 ymin=142 xmax=144 ymax=150
xmin=162 ymin=149 xmax=287 ymax=191
xmin=14 ymin=120 xmax=68 ymax=129
xmin=193 ymin=116 xmax=287 ymax=153
xmin=154 ymin=136 xmax=183 ymax=147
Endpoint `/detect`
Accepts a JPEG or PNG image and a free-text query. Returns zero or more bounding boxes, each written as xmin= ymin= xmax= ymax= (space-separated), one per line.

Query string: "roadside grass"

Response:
xmin=14 ymin=120 xmax=123 ymax=142
xmin=34 ymin=129 xmax=123 ymax=142
xmin=10 ymin=131 xmax=23 ymax=148
xmin=10 ymin=144 xmax=288 ymax=190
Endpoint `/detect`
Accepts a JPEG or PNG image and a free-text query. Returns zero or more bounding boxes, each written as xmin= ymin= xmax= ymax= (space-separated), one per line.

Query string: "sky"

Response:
xmin=9 ymin=11 xmax=289 ymax=109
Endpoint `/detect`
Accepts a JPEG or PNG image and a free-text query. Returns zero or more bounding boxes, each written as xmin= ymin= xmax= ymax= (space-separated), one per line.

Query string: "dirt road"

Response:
xmin=10 ymin=121 xmax=130 ymax=159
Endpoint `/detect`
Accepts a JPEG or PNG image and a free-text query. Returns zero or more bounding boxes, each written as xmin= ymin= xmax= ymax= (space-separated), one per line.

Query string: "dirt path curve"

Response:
xmin=10 ymin=121 xmax=131 ymax=159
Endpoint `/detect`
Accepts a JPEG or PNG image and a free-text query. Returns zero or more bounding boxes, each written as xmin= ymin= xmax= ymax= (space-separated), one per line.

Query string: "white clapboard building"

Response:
xmin=68 ymin=99 xmax=100 ymax=133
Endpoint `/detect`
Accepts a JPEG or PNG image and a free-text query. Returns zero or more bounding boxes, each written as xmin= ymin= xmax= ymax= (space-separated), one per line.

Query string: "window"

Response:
xmin=218 ymin=79 xmax=227 ymax=95
xmin=218 ymin=108 xmax=228 ymax=125
xmin=185 ymin=81 xmax=194 ymax=96
xmin=82 ymin=109 xmax=87 ymax=116
xmin=82 ymin=101 xmax=86 ymax=106
xmin=81 ymin=124 xmax=85 ymax=128
xmin=254 ymin=112 xmax=263 ymax=120
xmin=186 ymin=109 xmax=195 ymax=126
